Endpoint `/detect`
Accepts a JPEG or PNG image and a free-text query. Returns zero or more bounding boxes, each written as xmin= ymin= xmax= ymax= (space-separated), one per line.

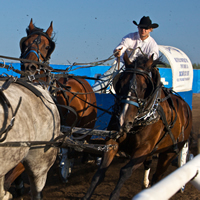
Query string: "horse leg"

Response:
xmin=24 ymin=148 xmax=58 ymax=200
xmin=0 ymin=176 xmax=12 ymax=200
xmin=59 ymin=148 xmax=74 ymax=183
xmin=142 ymin=156 xmax=153 ymax=189
xmin=82 ymin=139 xmax=118 ymax=200
xmin=14 ymin=174 xmax=25 ymax=197
xmin=151 ymin=151 xmax=178 ymax=185
xmin=109 ymin=155 xmax=146 ymax=200
xmin=178 ymin=141 xmax=192 ymax=193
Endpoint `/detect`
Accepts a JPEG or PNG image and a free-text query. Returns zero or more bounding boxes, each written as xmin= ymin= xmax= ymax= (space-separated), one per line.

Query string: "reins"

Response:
xmin=55 ymin=79 xmax=113 ymax=115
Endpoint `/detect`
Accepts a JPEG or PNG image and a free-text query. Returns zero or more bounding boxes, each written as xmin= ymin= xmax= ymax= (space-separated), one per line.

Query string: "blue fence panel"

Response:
xmin=159 ymin=68 xmax=172 ymax=88
xmin=0 ymin=63 xmax=21 ymax=77
xmin=193 ymin=69 xmax=200 ymax=93
xmin=94 ymin=93 xmax=114 ymax=130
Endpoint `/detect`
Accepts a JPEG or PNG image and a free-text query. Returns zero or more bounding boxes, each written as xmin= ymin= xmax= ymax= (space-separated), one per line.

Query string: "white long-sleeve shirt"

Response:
xmin=114 ymin=32 xmax=159 ymax=62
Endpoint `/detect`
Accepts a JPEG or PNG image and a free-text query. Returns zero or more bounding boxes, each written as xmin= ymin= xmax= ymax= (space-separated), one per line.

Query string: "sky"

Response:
xmin=0 ymin=0 xmax=199 ymax=66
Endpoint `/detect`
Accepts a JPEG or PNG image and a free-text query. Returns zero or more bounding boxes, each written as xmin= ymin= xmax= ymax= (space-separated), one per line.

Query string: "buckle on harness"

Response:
xmin=10 ymin=117 xmax=15 ymax=127
xmin=28 ymin=75 xmax=35 ymax=82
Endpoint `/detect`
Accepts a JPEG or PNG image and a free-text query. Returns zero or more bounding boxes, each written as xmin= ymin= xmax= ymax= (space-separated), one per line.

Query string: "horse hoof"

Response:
xmin=142 ymin=184 xmax=149 ymax=189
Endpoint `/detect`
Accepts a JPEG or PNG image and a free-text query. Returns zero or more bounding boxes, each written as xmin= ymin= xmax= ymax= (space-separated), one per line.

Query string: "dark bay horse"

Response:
xmin=0 ymin=77 xmax=60 ymax=200
xmin=83 ymin=53 xmax=192 ymax=200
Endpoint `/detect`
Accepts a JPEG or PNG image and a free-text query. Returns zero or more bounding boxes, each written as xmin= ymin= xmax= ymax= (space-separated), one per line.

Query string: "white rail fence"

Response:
xmin=133 ymin=154 xmax=200 ymax=200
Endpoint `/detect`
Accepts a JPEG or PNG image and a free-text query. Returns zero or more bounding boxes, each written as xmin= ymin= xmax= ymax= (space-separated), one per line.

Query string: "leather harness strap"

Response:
xmin=0 ymin=77 xmax=46 ymax=142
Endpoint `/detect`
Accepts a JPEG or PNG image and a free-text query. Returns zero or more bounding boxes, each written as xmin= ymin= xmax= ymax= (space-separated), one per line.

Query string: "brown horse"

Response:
xmin=19 ymin=19 xmax=97 ymax=129
xmin=6 ymin=19 xmax=97 ymax=192
xmin=56 ymin=76 xmax=97 ymax=182
xmin=82 ymin=53 xmax=192 ymax=200
xmin=56 ymin=77 xmax=97 ymax=129
xmin=19 ymin=19 xmax=55 ymax=76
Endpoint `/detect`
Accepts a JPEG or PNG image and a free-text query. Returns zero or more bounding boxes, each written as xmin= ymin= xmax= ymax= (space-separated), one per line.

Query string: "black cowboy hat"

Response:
xmin=133 ymin=16 xmax=158 ymax=29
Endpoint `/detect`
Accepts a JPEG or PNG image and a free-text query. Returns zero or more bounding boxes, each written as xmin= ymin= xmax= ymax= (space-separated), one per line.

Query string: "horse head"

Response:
xmin=113 ymin=52 xmax=161 ymax=133
xmin=20 ymin=19 xmax=55 ymax=75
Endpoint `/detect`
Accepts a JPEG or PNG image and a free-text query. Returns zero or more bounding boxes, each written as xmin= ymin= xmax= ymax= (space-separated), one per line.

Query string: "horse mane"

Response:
xmin=114 ymin=55 xmax=166 ymax=94
xmin=131 ymin=55 xmax=166 ymax=89
xmin=130 ymin=55 xmax=166 ymax=70
xmin=152 ymin=57 xmax=167 ymax=68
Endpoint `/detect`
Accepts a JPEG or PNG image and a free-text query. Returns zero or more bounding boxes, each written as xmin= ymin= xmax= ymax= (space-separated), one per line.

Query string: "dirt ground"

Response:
xmin=12 ymin=94 xmax=200 ymax=200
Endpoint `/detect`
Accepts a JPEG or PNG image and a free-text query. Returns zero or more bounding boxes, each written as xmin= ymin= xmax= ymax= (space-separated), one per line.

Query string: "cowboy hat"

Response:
xmin=133 ymin=16 xmax=158 ymax=29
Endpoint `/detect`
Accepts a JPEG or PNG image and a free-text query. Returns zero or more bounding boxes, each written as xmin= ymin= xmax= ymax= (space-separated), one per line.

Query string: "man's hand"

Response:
xmin=114 ymin=47 xmax=123 ymax=57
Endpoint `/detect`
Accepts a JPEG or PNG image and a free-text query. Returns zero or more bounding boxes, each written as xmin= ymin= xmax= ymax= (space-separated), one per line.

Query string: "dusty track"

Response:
xmin=13 ymin=94 xmax=200 ymax=200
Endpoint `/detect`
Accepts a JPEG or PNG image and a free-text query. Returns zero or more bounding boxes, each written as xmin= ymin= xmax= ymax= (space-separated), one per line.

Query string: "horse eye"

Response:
xmin=142 ymin=87 xmax=147 ymax=93
xmin=45 ymin=46 xmax=50 ymax=50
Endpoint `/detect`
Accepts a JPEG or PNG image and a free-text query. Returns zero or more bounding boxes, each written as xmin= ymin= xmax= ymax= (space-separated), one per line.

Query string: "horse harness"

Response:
xmin=0 ymin=76 xmax=45 ymax=142
xmin=116 ymin=67 xmax=181 ymax=154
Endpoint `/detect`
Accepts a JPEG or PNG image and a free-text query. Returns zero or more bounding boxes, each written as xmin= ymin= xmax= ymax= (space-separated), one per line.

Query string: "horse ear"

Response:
xmin=29 ymin=18 xmax=34 ymax=32
xmin=145 ymin=54 xmax=154 ymax=68
xmin=46 ymin=21 xmax=53 ymax=37
xmin=123 ymin=51 xmax=131 ymax=66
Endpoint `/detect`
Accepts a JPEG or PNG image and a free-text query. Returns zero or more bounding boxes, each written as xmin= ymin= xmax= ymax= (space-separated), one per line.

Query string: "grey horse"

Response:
xmin=0 ymin=78 xmax=61 ymax=200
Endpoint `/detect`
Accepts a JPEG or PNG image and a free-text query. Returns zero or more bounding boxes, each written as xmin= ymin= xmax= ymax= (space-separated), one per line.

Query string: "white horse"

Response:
xmin=0 ymin=78 xmax=61 ymax=200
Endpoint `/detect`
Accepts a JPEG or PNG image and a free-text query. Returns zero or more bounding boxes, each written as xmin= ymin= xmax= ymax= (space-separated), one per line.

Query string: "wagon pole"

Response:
xmin=0 ymin=136 xmax=118 ymax=153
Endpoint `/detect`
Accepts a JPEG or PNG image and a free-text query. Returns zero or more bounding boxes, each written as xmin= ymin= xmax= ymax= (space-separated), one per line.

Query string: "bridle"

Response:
xmin=119 ymin=67 xmax=155 ymax=113
xmin=114 ymin=63 xmax=162 ymax=128
xmin=20 ymin=31 xmax=55 ymax=70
